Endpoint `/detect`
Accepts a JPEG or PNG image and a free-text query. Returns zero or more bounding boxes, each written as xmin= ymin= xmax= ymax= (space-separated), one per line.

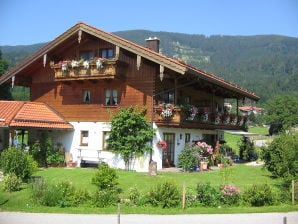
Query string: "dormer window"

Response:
xmin=101 ymin=48 xmax=114 ymax=59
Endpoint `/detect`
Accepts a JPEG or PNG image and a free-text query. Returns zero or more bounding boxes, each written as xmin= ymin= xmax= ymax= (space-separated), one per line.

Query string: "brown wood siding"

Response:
xmin=30 ymin=47 xmax=156 ymax=122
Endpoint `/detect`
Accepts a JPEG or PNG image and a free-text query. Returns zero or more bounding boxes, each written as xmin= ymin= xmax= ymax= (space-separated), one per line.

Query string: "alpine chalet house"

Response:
xmin=0 ymin=22 xmax=259 ymax=171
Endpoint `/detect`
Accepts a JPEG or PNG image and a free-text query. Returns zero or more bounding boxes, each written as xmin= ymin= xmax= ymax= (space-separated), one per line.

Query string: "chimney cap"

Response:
xmin=146 ymin=36 xmax=160 ymax=41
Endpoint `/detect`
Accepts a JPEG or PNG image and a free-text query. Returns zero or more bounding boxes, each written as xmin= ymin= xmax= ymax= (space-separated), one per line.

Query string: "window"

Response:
xmin=80 ymin=51 xmax=94 ymax=61
xmin=80 ymin=131 xmax=89 ymax=146
xmin=185 ymin=133 xmax=191 ymax=143
xmin=105 ymin=89 xmax=118 ymax=106
xmin=83 ymin=90 xmax=91 ymax=103
xmin=102 ymin=131 xmax=110 ymax=150
xmin=160 ymin=91 xmax=174 ymax=104
xmin=101 ymin=48 xmax=114 ymax=59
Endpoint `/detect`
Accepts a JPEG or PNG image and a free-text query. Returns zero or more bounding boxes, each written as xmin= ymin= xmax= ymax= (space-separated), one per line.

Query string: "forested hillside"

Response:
xmin=1 ymin=31 xmax=298 ymax=103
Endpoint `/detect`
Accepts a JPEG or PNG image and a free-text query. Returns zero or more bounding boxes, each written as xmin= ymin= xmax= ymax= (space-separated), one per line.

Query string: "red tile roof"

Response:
xmin=239 ymin=106 xmax=264 ymax=112
xmin=0 ymin=101 xmax=24 ymax=127
xmin=0 ymin=101 xmax=73 ymax=130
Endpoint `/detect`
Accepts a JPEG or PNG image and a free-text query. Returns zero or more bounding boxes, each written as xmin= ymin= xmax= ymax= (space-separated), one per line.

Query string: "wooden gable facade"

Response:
xmin=0 ymin=22 xmax=260 ymax=171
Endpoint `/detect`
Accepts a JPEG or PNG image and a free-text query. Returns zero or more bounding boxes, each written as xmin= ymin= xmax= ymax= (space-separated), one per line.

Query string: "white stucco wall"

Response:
xmin=27 ymin=122 xmax=224 ymax=172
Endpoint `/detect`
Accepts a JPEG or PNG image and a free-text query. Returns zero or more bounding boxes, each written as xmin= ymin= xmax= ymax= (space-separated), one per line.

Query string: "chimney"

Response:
xmin=146 ymin=37 xmax=160 ymax=53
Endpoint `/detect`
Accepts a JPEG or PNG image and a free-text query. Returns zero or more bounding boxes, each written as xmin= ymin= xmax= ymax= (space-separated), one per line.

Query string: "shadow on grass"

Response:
xmin=0 ymin=199 xmax=9 ymax=206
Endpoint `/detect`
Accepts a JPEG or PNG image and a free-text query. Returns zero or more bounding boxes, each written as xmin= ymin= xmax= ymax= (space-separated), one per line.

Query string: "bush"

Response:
xmin=32 ymin=179 xmax=78 ymax=207
xmin=196 ymin=182 xmax=221 ymax=207
xmin=242 ymin=184 xmax=276 ymax=206
xmin=261 ymin=131 xmax=298 ymax=185
xmin=178 ymin=143 xmax=198 ymax=171
xmin=0 ymin=147 xmax=36 ymax=180
xmin=92 ymin=189 xmax=119 ymax=207
xmin=3 ymin=173 xmax=22 ymax=192
xmin=148 ymin=181 xmax=181 ymax=208
xmin=239 ymin=136 xmax=258 ymax=161
xmin=127 ymin=186 xmax=141 ymax=205
xmin=92 ymin=163 xmax=119 ymax=191
xmin=220 ymin=184 xmax=241 ymax=206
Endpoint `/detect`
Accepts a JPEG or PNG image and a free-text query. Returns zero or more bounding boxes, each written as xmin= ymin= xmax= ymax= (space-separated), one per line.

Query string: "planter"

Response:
xmin=67 ymin=161 xmax=77 ymax=167
xmin=200 ymin=161 xmax=208 ymax=171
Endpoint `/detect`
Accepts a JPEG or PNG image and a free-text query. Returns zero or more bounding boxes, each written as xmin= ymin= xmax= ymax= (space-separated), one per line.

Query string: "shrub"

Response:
xmin=220 ymin=184 xmax=241 ymax=206
xmin=92 ymin=189 xmax=119 ymax=207
xmin=239 ymin=136 xmax=258 ymax=161
xmin=127 ymin=186 xmax=141 ymax=205
xmin=148 ymin=181 xmax=181 ymax=208
xmin=3 ymin=173 xmax=22 ymax=192
xmin=92 ymin=163 xmax=119 ymax=191
xmin=178 ymin=144 xmax=198 ymax=171
xmin=73 ymin=188 xmax=91 ymax=206
xmin=32 ymin=179 xmax=78 ymax=207
xmin=31 ymin=177 xmax=46 ymax=203
xmin=0 ymin=147 xmax=36 ymax=180
xmin=261 ymin=131 xmax=298 ymax=185
xmin=196 ymin=182 xmax=221 ymax=207
xmin=242 ymin=184 xmax=276 ymax=206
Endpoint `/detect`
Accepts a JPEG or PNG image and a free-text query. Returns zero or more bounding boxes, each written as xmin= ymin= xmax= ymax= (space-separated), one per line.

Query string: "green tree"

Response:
xmin=261 ymin=131 xmax=298 ymax=185
xmin=107 ymin=106 xmax=155 ymax=170
xmin=264 ymin=95 xmax=298 ymax=135
xmin=0 ymin=50 xmax=12 ymax=100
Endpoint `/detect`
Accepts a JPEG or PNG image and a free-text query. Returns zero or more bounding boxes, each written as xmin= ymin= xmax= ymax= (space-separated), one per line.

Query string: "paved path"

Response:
xmin=0 ymin=212 xmax=297 ymax=224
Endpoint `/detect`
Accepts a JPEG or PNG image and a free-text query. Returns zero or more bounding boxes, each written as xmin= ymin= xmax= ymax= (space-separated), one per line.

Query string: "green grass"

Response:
xmin=224 ymin=126 xmax=269 ymax=154
xmin=1 ymin=165 xmax=298 ymax=214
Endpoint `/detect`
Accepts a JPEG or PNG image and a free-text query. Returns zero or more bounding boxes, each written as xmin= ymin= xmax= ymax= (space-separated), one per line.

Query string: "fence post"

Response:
xmin=182 ymin=182 xmax=186 ymax=209
xmin=117 ymin=203 xmax=121 ymax=224
xmin=292 ymin=180 xmax=295 ymax=205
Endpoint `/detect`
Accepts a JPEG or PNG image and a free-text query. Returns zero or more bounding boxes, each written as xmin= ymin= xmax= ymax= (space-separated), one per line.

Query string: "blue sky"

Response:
xmin=1 ymin=0 xmax=297 ymax=45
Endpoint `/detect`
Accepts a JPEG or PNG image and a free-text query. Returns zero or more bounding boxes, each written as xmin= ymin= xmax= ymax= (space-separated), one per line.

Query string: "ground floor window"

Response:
xmin=80 ymin=130 xmax=89 ymax=146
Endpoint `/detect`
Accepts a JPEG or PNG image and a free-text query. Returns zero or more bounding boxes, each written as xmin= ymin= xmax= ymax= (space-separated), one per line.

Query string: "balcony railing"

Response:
xmin=51 ymin=58 xmax=126 ymax=81
xmin=154 ymin=105 xmax=247 ymax=130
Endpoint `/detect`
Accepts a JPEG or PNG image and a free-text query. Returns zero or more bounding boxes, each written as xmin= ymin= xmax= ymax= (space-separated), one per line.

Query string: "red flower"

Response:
xmin=157 ymin=141 xmax=167 ymax=150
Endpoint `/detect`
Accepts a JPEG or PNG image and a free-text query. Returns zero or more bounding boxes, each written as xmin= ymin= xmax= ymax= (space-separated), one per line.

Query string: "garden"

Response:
xmin=0 ymin=151 xmax=297 ymax=213
xmin=0 ymin=104 xmax=298 ymax=214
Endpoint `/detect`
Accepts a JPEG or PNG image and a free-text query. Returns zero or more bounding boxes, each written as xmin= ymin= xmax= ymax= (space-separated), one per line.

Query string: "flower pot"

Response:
xmin=200 ymin=161 xmax=208 ymax=171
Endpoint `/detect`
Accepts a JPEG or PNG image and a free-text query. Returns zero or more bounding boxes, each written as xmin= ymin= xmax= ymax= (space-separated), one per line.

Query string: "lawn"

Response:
xmin=1 ymin=164 xmax=298 ymax=214
xmin=224 ymin=126 xmax=269 ymax=154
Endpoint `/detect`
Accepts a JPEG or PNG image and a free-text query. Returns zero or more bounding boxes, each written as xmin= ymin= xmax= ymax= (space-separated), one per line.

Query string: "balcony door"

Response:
xmin=162 ymin=133 xmax=175 ymax=167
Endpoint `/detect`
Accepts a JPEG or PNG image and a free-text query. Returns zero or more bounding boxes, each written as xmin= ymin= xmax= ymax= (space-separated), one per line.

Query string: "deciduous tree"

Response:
xmin=107 ymin=106 xmax=155 ymax=170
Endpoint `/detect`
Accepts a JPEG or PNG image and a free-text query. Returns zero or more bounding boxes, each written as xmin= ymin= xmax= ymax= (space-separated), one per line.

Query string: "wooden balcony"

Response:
xmin=52 ymin=59 xmax=127 ymax=81
xmin=153 ymin=106 xmax=247 ymax=130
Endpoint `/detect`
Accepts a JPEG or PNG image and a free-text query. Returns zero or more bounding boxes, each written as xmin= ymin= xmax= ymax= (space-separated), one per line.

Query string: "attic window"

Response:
xmin=101 ymin=49 xmax=114 ymax=59
xmin=80 ymin=51 xmax=94 ymax=60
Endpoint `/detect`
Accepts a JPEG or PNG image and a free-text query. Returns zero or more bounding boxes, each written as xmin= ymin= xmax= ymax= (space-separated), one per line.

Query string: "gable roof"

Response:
xmin=0 ymin=101 xmax=73 ymax=130
xmin=0 ymin=22 xmax=259 ymax=101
